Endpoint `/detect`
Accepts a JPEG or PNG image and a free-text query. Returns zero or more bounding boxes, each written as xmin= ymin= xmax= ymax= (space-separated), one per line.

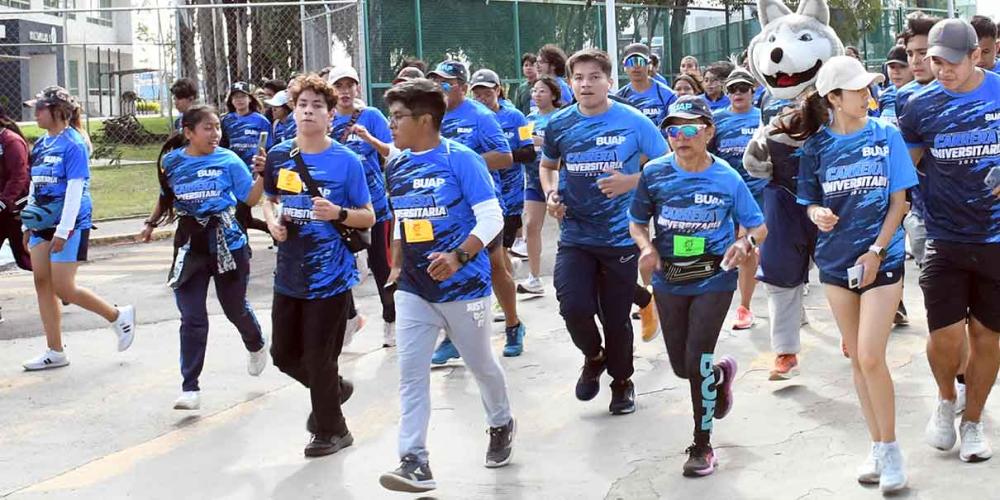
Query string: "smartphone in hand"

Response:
xmin=847 ymin=264 xmax=864 ymax=289
xmin=985 ymin=166 xmax=1000 ymax=190
xmin=257 ymin=131 xmax=269 ymax=152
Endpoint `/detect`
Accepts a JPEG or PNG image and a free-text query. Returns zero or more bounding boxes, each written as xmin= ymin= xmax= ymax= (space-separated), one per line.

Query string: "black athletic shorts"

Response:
xmin=820 ymin=267 xmax=903 ymax=295
xmin=919 ymin=240 xmax=1000 ymax=332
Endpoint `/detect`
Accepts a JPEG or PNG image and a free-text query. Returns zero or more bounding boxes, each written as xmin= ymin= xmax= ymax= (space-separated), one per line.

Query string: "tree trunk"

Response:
xmin=648 ymin=9 xmax=661 ymax=47
xmin=177 ymin=0 xmax=198 ymax=79
xmin=668 ymin=0 xmax=690 ymax=76
xmin=196 ymin=0 xmax=219 ymax=107
xmin=213 ymin=4 xmax=228 ymax=99
xmin=236 ymin=6 xmax=249 ymax=81
xmin=224 ymin=0 xmax=240 ymax=82
xmin=249 ymin=0 xmax=270 ymax=81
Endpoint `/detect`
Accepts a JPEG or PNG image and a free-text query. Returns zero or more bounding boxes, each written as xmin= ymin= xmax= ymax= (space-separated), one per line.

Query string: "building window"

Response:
xmin=0 ymin=0 xmax=30 ymax=9
xmin=68 ymin=60 xmax=80 ymax=96
xmin=87 ymin=61 xmax=115 ymax=96
xmin=47 ymin=0 xmax=78 ymax=19
xmin=87 ymin=0 xmax=113 ymax=27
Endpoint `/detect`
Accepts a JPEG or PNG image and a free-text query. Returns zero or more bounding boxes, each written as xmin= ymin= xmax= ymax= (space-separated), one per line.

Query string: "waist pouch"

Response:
xmin=660 ymin=254 xmax=723 ymax=285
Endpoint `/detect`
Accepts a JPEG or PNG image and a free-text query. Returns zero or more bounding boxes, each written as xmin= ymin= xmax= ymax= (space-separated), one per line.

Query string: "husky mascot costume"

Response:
xmin=743 ymin=0 xmax=844 ymax=376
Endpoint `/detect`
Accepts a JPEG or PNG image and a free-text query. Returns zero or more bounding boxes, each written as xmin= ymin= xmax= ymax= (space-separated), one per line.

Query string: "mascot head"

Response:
xmin=748 ymin=0 xmax=844 ymax=100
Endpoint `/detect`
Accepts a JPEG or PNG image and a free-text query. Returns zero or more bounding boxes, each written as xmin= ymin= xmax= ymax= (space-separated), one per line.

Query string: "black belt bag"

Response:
xmin=660 ymin=254 xmax=723 ymax=285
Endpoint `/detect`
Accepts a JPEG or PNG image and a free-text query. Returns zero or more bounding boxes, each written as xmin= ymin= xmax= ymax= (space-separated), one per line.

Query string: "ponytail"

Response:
xmin=68 ymin=104 xmax=92 ymax=154
xmin=154 ymin=104 xmax=219 ymax=226
xmin=772 ymin=89 xmax=836 ymax=141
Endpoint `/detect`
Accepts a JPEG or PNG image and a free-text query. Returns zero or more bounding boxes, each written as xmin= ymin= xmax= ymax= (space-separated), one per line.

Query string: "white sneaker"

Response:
xmin=879 ymin=442 xmax=907 ymax=492
xmin=925 ymin=399 xmax=958 ymax=450
xmin=344 ymin=313 xmax=367 ymax=347
xmin=959 ymin=420 xmax=993 ymax=462
xmin=510 ymin=238 xmax=528 ymax=258
xmin=22 ymin=349 xmax=69 ymax=371
xmin=956 ymin=382 xmax=967 ymax=415
xmin=355 ymin=252 xmax=370 ymax=285
xmin=516 ymin=276 xmax=545 ymax=295
xmin=382 ymin=322 xmax=396 ymax=348
xmin=173 ymin=391 xmax=201 ymax=410
xmin=112 ymin=305 xmax=136 ymax=352
xmin=857 ymin=442 xmax=881 ymax=484
xmin=247 ymin=335 xmax=269 ymax=377
xmin=492 ymin=301 xmax=505 ymax=323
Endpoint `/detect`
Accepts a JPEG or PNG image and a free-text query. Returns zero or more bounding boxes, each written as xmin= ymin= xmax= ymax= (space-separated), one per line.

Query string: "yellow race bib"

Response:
xmin=518 ymin=122 xmax=535 ymax=141
xmin=276 ymin=168 xmax=304 ymax=194
xmin=403 ymin=219 xmax=434 ymax=243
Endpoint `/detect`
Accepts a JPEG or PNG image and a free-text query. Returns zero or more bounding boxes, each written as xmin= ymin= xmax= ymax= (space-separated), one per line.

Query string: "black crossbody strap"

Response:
xmin=338 ymin=109 xmax=363 ymax=144
xmin=288 ymin=141 xmax=323 ymax=198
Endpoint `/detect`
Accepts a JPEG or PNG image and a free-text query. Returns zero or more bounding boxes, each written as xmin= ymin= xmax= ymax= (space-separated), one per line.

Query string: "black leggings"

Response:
xmin=0 ymin=212 xmax=30 ymax=271
xmin=367 ymin=219 xmax=396 ymax=323
xmin=655 ymin=289 xmax=734 ymax=444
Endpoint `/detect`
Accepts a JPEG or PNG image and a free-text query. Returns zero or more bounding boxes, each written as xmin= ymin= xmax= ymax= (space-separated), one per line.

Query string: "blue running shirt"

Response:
xmin=331 ymin=107 xmax=393 ymax=223
xmin=221 ymin=112 xmax=273 ymax=167
xmin=895 ymin=80 xmax=930 ymax=216
xmin=263 ymin=140 xmax=371 ymax=299
xmin=525 ymin=109 xmax=555 ymax=195
xmin=877 ymin=84 xmax=899 ymax=126
xmin=386 ymin=139 xmax=495 ymax=303
xmin=701 ymin=93 xmax=731 ymax=111
xmin=629 ymin=154 xmax=764 ymax=295
xmin=162 ymin=147 xmax=253 ymax=250
xmin=542 ymin=101 xmax=668 ymax=247
xmin=711 ymin=106 xmax=767 ymax=197
xmin=898 ymin=72 xmax=1000 ymax=243
xmin=495 ymin=100 xmax=532 ymax=216
xmin=615 ymin=80 xmax=678 ymax=126
xmin=30 ymin=127 xmax=92 ymax=230
xmin=530 ymin=76 xmax=575 ymax=113
xmin=440 ymin=99 xmax=510 ymax=210
xmin=273 ymin=116 xmax=297 ymax=144
xmin=797 ymin=119 xmax=919 ymax=280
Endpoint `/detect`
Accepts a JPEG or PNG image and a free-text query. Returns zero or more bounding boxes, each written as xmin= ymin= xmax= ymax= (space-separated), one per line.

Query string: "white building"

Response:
xmin=0 ymin=0 xmax=134 ymax=120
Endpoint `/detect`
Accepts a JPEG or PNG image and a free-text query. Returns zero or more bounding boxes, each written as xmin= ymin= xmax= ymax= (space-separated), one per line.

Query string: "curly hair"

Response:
xmin=287 ymin=73 xmax=337 ymax=109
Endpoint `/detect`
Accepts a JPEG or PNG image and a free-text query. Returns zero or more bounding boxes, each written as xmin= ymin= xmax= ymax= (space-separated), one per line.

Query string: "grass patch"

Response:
xmin=89 ymin=164 xmax=159 ymax=220
xmin=20 ymin=115 xmax=172 ymax=142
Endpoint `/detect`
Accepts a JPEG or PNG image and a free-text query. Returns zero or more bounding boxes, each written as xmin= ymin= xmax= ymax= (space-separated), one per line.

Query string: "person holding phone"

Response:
xmin=221 ymin=82 xmax=272 ymax=235
xmin=785 ymin=56 xmax=917 ymax=492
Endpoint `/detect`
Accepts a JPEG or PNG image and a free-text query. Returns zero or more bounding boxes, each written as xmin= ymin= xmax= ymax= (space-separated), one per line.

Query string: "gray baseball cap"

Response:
xmin=927 ymin=18 xmax=978 ymax=64
xmin=469 ymin=69 xmax=501 ymax=89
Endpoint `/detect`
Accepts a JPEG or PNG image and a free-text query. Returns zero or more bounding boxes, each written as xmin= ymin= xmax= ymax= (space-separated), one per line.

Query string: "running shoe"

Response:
xmin=304 ymin=431 xmax=354 ymax=458
xmin=173 ymin=391 xmax=201 ymax=410
xmin=343 ymin=313 xmax=367 ymax=347
xmin=502 ymin=323 xmax=525 ymax=357
xmin=609 ymin=378 xmax=636 ymax=415
xmin=509 ymin=238 xmax=528 ymax=258
xmin=893 ymin=302 xmax=909 ymax=326
xmin=575 ymin=351 xmax=606 ymax=401
xmin=22 ymin=349 xmax=69 ymax=371
xmin=492 ymin=301 xmax=505 ymax=323
xmin=959 ymin=421 xmax=993 ymax=462
xmin=380 ymin=455 xmax=436 ymax=493
xmin=516 ymin=276 xmax=545 ymax=295
xmin=112 ymin=305 xmax=136 ymax=352
xmin=382 ymin=322 xmax=396 ymax=348
xmin=682 ymin=443 xmax=718 ymax=477
xmin=714 ymin=356 xmax=737 ymax=419
xmin=956 ymin=382 xmax=967 ymax=415
xmin=768 ymin=354 xmax=798 ymax=381
xmin=485 ymin=418 xmax=516 ymax=468
xmin=857 ymin=442 xmax=881 ymax=484
xmin=732 ymin=305 xmax=754 ymax=330
xmin=247 ymin=335 xmax=269 ymax=377
xmin=879 ymin=442 xmax=907 ymax=492
xmin=638 ymin=295 xmax=660 ymax=343
xmin=431 ymin=337 xmax=460 ymax=365
xmin=925 ymin=399 xmax=958 ymax=450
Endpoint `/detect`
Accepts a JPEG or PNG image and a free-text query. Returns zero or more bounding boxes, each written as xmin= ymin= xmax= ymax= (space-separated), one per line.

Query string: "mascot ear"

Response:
xmin=757 ymin=0 xmax=793 ymax=27
xmin=796 ymin=0 xmax=830 ymax=25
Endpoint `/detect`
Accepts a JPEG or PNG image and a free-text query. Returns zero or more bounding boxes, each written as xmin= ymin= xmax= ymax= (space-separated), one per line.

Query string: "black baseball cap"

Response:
xmin=660 ymin=95 xmax=714 ymax=128
xmin=428 ymin=60 xmax=469 ymax=82
xmin=229 ymin=81 xmax=251 ymax=95
xmin=885 ymin=45 xmax=908 ymax=67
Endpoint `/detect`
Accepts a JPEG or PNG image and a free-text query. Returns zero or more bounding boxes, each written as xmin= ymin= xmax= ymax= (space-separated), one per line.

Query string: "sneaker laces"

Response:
xmin=936 ymin=400 xmax=955 ymax=423
xmin=963 ymin=422 xmax=985 ymax=444
xmin=488 ymin=424 xmax=509 ymax=448
xmin=505 ymin=326 xmax=519 ymax=344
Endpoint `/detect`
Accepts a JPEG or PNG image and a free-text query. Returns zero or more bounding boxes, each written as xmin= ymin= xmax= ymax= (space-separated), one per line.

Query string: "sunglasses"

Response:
xmin=727 ymin=83 xmax=753 ymax=94
xmin=623 ymin=55 xmax=648 ymax=68
xmin=665 ymin=124 xmax=708 ymax=139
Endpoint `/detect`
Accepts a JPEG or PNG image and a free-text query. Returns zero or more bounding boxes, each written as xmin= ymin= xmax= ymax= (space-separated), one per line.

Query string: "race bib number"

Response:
xmin=518 ymin=122 xmax=535 ymax=141
xmin=673 ymin=234 xmax=705 ymax=257
xmin=277 ymin=168 xmax=304 ymax=194
xmin=403 ymin=219 xmax=434 ymax=243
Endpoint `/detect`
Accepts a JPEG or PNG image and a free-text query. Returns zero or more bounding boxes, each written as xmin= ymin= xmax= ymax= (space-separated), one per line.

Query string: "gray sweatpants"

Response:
xmin=396 ymin=291 xmax=512 ymax=463
xmin=766 ymin=283 xmax=805 ymax=354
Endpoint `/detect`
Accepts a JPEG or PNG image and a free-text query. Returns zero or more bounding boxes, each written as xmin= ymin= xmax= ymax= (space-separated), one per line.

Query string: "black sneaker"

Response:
xmin=894 ymin=301 xmax=909 ymax=326
xmin=306 ymin=378 xmax=354 ymax=434
xmin=609 ymin=378 xmax=636 ymax=415
xmin=683 ymin=443 xmax=718 ymax=477
xmin=379 ymin=454 xmax=437 ymax=493
xmin=303 ymin=431 xmax=354 ymax=458
xmin=576 ymin=351 xmax=606 ymax=401
xmin=485 ymin=418 xmax=516 ymax=468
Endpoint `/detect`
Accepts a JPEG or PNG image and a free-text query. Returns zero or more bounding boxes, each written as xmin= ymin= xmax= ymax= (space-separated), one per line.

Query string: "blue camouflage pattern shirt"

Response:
xmin=615 ymin=80 xmax=678 ymax=126
xmin=898 ymin=71 xmax=1000 ymax=244
xmin=525 ymin=109 xmax=556 ymax=194
xmin=273 ymin=116 xmax=297 ymax=144
xmin=495 ymin=99 xmax=532 ymax=216
xmin=542 ymin=101 xmax=668 ymax=247
xmin=711 ymin=106 xmax=767 ymax=197
xmin=797 ymin=119 xmax=919 ymax=280
xmin=221 ymin=111 xmax=273 ymax=167
xmin=629 ymin=153 xmax=764 ymax=295
xmin=161 ymin=147 xmax=253 ymax=251
xmin=386 ymin=139 xmax=495 ymax=303
xmin=877 ymin=84 xmax=899 ymax=126
xmin=331 ymin=107 xmax=393 ymax=223
xmin=895 ymin=80 xmax=929 ymax=217
xmin=30 ymin=127 xmax=92 ymax=230
xmin=440 ymin=99 xmax=510 ymax=211
xmin=264 ymin=140 xmax=371 ymax=300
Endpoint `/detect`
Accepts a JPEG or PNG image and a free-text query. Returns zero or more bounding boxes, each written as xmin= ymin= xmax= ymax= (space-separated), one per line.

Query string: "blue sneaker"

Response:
xmin=431 ymin=337 xmax=460 ymax=365
xmin=503 ymin=323 xmax=525 ymax=357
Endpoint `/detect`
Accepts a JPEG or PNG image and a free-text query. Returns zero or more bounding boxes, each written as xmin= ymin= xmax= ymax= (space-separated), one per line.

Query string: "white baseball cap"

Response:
xmin=264 ymin=90 xmax=289 ymax=107
xmin=815 ymin=56 xmax=884 ymax=97
xmin=326 ymin=66 xmax=360 ymax=85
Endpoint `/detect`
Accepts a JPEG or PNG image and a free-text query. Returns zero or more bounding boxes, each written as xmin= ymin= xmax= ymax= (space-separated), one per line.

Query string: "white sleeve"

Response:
xmin=386 ymin=145 xmax=403 ymax=163
xmin=393 ymin=216 xmax=401 ymax=240
xmin=470 ymin=198 xmax=503 ymax=246
xmin=21 ymin=182 xmax=34 ymax=232
xmin=54 ymin=178 xmax=85 ymax=239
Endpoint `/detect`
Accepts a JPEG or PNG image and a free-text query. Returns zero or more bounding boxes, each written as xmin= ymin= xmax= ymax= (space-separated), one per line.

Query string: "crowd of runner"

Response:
xmin=1 ymin=11 xmax=999 ymax=495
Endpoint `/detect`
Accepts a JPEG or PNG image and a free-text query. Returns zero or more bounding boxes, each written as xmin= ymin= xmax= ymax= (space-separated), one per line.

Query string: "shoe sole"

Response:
xmin=715 ymin=356 xmax=737 ymax=419
xmin=960 ymin=452 xmax=992 ymax=463
xmin=683 ymin=456 xmax=718 ymax=477
xmin=610 ymin=405 xmax=636 ymax=415
xmin=880 ymin=478 xmax=908 ymax=492
xmin=768 ymin=367 xmax=799 ymax=381
xmin=379 ymin=474 xmax=437 ymax=493
xmin=23 ymin=361 xmax=70 ymax=371
xmin=173 ymin=402 xmax=200 ymax=410
xmin=304 ymin=434 xmax=354 ymax=458
xmin=503 ymin=350 xmax=523 ymax=357
xmin=516 ymin=285 xmax=544 ymax=295
xmin=731 ymin=321 xmax=754 ymax=331
xmin=857 ymin=474 xmax=880 ymax=485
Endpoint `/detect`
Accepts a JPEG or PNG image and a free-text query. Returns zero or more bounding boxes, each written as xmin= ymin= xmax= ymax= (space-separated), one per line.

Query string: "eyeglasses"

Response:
xmin=727 ymin=84 xmax=753 ymax=94
xmin=665 ymin=124 xmax=708 ymax=138
xmin=623 ymin=55 xmax=648 ymax=68
xmin=389 ymin=112 xmax=415 ymax=124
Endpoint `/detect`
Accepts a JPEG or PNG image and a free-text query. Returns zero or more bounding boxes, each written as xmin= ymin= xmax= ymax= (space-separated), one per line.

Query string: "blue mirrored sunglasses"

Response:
xmin=665 ymin=124 xmax=707 ymax=139
xmin=623 ymin=55 xmax=648 ymax=68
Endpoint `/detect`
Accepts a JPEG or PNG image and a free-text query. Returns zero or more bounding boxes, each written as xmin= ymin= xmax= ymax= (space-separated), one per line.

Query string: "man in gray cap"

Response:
xmin=898 ymin=17 xmax=1000 ymax=464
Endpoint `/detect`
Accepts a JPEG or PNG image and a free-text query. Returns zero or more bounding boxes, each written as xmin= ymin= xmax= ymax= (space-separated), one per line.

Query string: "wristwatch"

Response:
xmin=454 ymin=248 xmax=472 ymax=265
xmin=337 ymin=207 xmax=349 ymax=222
xmin=868 ymin=244 xmax=886 ymax=260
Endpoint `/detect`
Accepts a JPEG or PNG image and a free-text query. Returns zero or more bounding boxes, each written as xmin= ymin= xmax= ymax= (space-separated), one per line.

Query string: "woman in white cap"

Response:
xmin=777 ymin=55 xmax=918 ymax=493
